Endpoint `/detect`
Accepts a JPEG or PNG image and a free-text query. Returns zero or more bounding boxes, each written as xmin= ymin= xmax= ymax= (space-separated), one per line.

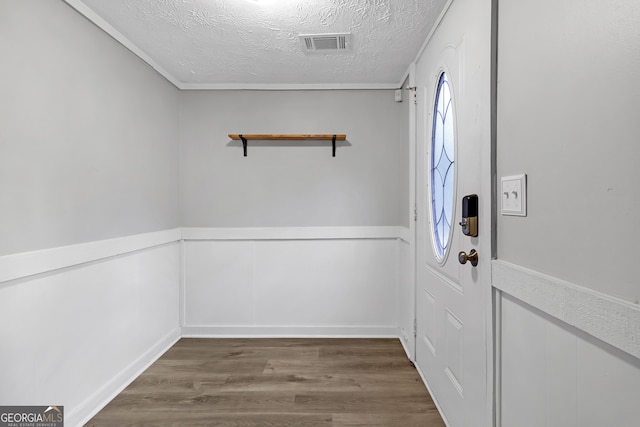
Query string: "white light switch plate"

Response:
xmin=501 ymin=174 xmax=527 ymax=216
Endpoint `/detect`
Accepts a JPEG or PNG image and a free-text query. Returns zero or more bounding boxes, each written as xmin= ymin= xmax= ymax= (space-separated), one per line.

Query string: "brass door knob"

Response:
xmin=458 ymin=249 xmax=478 ymax=267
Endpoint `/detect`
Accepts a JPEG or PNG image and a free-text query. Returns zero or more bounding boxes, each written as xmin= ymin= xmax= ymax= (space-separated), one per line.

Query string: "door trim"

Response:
xmin=408 ymin=63 xmax=418 ymax=361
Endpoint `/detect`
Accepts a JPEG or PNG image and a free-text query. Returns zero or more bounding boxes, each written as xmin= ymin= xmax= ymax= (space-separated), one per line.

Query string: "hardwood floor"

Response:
xmin=87 ymin=338 xmax=445 ymax=427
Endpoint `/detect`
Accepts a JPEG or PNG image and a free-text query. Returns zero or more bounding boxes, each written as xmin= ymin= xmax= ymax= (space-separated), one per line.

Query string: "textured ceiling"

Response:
xmin=65 ymin=0 xmax=447 ymax=89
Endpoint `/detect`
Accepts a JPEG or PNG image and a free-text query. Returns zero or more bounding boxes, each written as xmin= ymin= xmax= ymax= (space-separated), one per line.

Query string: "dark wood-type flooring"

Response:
xmin=87 ymin=338 xmax=445 ymax=427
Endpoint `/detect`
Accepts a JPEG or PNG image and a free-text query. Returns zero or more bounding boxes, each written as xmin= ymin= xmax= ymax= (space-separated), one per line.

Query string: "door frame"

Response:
xmin=407 ymin=62 xmax=417 ymax=362
xmin=490 ymin=0 xmax=499 ymax=424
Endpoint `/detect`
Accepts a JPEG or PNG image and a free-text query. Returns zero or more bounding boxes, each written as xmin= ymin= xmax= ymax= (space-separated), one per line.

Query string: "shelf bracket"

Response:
xmin=332 ymin=134 xmax=336 ymax=157
xmin=239 ymin=134 xmax=248 ymax=157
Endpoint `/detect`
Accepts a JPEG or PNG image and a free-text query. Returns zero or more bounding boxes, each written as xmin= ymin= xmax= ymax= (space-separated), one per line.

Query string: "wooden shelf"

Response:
xmin=228 ymin=134 xmax=347 ymax=157
xmin=228 ymin=134 xmax=346 ymax=141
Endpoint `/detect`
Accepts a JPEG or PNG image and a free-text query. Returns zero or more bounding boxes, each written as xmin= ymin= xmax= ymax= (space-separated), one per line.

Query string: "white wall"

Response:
xmin=0 ymin=0 xmax=180 ymax=256
xmin=179 ymin=90 xmax=404 ymax=228
xmin=178 ymin=91 xmax=408 ymax=338
xmin=0 ymin=2 xmax=182 ymax=425
xmin=497 ymin=0 xmax=640 ymax=304
xmin=495 ymin=0 xmax=640 ymax=425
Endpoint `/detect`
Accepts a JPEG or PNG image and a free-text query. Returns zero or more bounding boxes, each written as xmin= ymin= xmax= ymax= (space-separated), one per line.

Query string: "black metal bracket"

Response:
xmin=236 ymin=134 xmax=338 ymax=157
xmin=332 ymin=134 xmax=336 ymax=157
xmin=239 ymin=134 xmax=248 ymax=157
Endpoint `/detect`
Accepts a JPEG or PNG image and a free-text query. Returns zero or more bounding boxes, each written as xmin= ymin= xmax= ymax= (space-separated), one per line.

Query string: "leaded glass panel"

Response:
xmin=430 ymin=72 xmax=455 ymax=260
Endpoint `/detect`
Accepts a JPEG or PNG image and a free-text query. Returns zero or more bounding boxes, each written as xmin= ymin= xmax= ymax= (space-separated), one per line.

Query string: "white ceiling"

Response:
xmin=64 ymin=0 xmax=448 ymax=90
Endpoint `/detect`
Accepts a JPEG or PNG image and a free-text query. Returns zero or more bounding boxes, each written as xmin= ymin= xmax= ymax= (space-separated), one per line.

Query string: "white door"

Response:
xmin=414 ymin=0 xmax=492 ymax=426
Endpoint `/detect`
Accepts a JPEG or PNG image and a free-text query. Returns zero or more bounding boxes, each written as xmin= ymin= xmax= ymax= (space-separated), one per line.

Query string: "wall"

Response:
xmin=178 ymin=90 xmax=406 ymax=337
xmin=179 ymin=90 xmax=403 ymax=228
xmin=0 ymin=2 xmax=181 ymax=425
xmin=0 ymin=0 xmax=180 ymax=256
xmin=495 ymin=0 xmax=640 ymax=425
xmin=496 ymin=0 xmax=640 ymax=304
xmin=178 ymin=89 xmax=406 ymax=335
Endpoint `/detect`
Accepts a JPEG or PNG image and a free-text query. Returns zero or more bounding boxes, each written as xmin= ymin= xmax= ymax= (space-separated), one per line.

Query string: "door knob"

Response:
xmin=458 ymin=249 xmax=478 ymax=267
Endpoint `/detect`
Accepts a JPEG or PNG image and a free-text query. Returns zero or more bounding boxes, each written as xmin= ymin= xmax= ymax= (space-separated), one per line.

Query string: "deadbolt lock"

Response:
xmin=460 ymin=195 xmax=478 ymax=237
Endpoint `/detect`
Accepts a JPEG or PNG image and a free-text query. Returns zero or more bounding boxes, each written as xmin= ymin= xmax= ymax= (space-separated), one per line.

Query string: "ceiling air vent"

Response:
xmin=299 ymin=33 xmax=351 ymax=53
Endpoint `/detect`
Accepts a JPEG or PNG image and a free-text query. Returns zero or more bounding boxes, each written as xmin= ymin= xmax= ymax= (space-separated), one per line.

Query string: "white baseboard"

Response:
xmin=181 ymin=325 xmax=399 ymax=338
xmin=69 ymin=327 xmax=181 ymax=427
xmin=492 ymin=260 xmax=640 ymax=360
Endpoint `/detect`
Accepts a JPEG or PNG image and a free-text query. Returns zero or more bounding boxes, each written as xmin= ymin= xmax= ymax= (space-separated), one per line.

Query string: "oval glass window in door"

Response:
xmin=430 ymin=72 xmax=456 ymax=262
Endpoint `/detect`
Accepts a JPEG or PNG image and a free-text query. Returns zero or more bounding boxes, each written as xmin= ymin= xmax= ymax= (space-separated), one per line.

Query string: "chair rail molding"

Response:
xmin=0 ymin=228 xmax=181 ymax=284
xmin=492 ymin=259 xmax=640 ymax=360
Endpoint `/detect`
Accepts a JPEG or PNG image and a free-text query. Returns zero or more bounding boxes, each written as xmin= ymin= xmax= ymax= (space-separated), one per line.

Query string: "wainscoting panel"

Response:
xmin=494 ymin=260 xmax=640 ymax=427
xmin=182 ymin=227 xmax=404 ymax=337
xmin=183 ymin=240 xmax=254 ymax=326
xmin=0 ymin=233 xmax=181 ymax=427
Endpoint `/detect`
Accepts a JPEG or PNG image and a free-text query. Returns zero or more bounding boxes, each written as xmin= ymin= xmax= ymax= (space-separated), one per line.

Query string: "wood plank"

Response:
xmin=333 ymin=413 xmax=446 ymax=427
xmin=292 ymin=391 xmax=433 ymax=414
xmin=161 ymin=345 xmax=319 ymax=361
xmin=263 ymin=358 xmax=413 ymax=375
xmin=228 ymin=134 xmax=347 ymax=141
xmin=88 ymin=412 xmax=333 ymax=427
xmin=122 ymin=372 xmax=426 ymax=394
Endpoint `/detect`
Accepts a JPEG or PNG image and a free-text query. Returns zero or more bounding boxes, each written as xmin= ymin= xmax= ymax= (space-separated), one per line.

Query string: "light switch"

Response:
xmin=501 ymin=174 xmax=527 ymax=216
